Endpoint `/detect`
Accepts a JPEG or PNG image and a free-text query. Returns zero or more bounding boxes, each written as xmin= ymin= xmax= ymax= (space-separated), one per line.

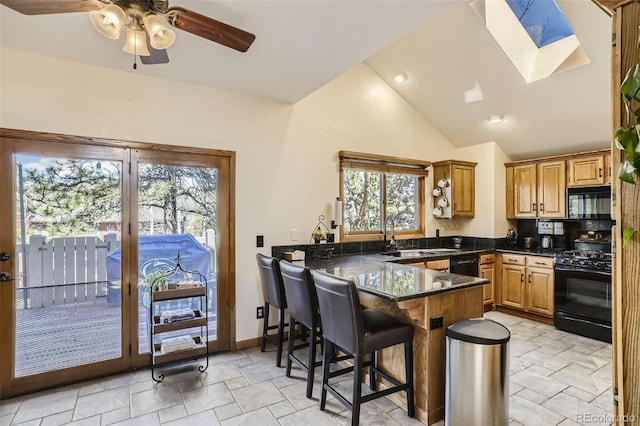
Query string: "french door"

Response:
xmin=0 ymin=129 xmax=234 ymax=398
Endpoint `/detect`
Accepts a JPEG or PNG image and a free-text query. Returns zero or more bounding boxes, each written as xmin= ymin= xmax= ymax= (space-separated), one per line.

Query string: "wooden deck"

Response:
xmin=15 ymin=298 xmax=122 ymax=377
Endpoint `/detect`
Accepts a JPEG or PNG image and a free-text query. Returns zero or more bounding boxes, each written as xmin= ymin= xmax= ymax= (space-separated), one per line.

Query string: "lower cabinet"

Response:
xmin=479 ymin=253 xmax=495 ymax=306
xmin=498 ymin=254 xmax=554 ymax=318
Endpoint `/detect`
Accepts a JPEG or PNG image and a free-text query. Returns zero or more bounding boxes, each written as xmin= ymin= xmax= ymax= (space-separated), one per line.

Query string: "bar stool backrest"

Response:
xmin=280 ymin=261 xmax=319 ymax=329
xmin=256 ymin=253 xmax=286 ymax=309
xmin=312 ymin=271 xmax=364 ymax=356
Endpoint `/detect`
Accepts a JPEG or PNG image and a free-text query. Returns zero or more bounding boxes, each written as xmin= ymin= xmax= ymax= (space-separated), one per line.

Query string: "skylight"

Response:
xmin=470 ymin=0 xmax=590 ymax=83
xmin=506 ymin=0 xmax=575 ymax=48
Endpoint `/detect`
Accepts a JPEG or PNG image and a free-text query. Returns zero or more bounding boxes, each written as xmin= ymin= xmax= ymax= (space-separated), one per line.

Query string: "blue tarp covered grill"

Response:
xmin=106 ymin=234 xmax=211 ymax=282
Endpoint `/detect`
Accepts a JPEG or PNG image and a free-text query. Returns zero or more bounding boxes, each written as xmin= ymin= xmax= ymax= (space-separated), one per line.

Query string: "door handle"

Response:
xmin=0 ymin=272 xmax=12 ymax=281
xmin=0 ymin=252 xmax=9 ymax=262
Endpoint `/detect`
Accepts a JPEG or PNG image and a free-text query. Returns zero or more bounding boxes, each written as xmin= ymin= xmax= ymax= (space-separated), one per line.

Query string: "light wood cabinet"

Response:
xmin=479 ymin=253 xmax=495 ymax=306
xmin=498 ymin=254 xmax=554 ymax=318
xmin=567 ymin=155 xmax=606 ymax=187
xmin=513 ymin=161 xmax=565 ymax=218
xmin=425 ymin=258 xmax=450 ymax=272
xmin=432 ymin=160 xmax=477 ymax=219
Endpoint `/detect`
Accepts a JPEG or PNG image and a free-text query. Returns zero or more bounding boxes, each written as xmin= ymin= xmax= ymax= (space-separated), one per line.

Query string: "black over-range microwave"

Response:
xmin=567 ymin=186 xmax=611 ymax=219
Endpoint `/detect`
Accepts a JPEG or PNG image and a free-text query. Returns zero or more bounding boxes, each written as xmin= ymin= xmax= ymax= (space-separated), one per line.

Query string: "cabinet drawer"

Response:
xmin=526 ymin=256 xmax=553 ymax=269
xmin=501 ymin=254 xmax=526 ymax=266
xmin=426 ymin=259 xmax=450 ymax=272
xmin=479 ymin=253 xmax=495 ymax=265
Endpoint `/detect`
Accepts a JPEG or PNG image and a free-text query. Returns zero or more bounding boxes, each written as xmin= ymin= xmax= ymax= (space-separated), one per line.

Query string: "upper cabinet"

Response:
xmin=511 ymin=160 xmax=566 ymax=219
xmin=567 ymin=155 xmax=608 ymax=187
xmin=506 ymin=149 xmax=610 ymax=219
xmin=432 ymin=160 xmax=477 ymax=218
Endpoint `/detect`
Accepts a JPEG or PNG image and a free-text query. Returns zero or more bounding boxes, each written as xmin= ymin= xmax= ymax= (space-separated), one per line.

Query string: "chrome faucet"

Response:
xmin=383 ymin=217 xmax=396 ymax=252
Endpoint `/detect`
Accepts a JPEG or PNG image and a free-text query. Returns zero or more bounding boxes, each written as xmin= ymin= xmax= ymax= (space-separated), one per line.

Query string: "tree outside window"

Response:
xmin=339 ymin=151 xmax=429 ymax=241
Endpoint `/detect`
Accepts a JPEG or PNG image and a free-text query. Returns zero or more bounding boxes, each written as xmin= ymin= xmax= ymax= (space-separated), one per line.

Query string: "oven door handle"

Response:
xmin=554 ymin=267 xmax=611 ymax=276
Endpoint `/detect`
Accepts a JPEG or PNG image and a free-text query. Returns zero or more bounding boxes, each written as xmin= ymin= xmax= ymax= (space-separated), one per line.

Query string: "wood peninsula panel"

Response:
xmin=357 ymin=286 xmax=483 ymax=425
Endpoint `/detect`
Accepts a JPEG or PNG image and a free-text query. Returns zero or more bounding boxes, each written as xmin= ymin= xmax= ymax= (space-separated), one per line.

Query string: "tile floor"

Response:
xmin=0 ymin=311 xmax=613 ymax=426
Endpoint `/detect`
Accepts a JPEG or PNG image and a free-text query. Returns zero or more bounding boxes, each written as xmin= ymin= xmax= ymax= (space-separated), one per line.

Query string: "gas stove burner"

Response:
xmin=554 ymin=249 xmax=612 ymax=272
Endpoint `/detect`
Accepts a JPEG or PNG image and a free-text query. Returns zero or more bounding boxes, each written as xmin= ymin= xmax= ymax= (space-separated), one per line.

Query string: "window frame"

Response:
xmin=339 ymin=151 xmax=430 ymax=242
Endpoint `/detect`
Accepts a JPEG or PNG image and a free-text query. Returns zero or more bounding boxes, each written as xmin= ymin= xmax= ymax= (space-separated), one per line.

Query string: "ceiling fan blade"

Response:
xmin=166 ymin=7 xmax=255 ymax=53
xmin=140 ymin=35 xmax=170 ymax=65
xmin=0 ymin=0 xmax=105 ymax=15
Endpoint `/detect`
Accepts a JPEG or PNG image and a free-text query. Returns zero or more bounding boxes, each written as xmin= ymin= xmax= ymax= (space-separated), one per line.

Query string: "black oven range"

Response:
xmin=553 ymin=249 xmax=612 ymax=343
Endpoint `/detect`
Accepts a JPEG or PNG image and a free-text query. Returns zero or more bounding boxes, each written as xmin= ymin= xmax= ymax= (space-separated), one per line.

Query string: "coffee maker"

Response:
xmin=538 ymin=221 xmax=565 ymax=249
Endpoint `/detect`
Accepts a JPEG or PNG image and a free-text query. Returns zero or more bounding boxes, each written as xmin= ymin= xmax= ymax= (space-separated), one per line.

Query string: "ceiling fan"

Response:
xmin=0 ymin=0 xmax=256 ymax=66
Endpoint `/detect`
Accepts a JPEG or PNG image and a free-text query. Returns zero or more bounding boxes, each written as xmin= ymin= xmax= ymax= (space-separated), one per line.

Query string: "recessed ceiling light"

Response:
xmin=489 ymin=115 xmax=504 ymax=124
xmin=393 ymin=72 xmax=408 ymax=84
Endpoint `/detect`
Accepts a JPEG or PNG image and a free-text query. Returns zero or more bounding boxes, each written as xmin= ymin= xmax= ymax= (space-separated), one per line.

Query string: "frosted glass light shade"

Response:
xmin=143 ymin=14 xmax=176 ymax=50
xmin=90 ymin=4 xmax=126 ymax=40
xmin=123 ymin=27 xmax=151 ymax=56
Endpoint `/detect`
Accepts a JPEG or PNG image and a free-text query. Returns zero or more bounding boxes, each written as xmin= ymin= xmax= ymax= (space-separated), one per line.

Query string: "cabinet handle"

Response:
xmin=540 ymin=203 xmax=544 ymax=212
xmin=532 ymin=203 xmax=536 ymax=212
xmin=453 ymin=202 xmax=457 ymax=211
xmin=534 ymin=261 xmax=546 ymax=265
xmin=509 ymin=258 xmax=518 ymax=262
xmin=520 ymin=273 xmax=524 ymax=282
xmin=599 ymin=168 xmax=603 ymax=178
xmin=528 ymin=274 xmax=532 ymax=283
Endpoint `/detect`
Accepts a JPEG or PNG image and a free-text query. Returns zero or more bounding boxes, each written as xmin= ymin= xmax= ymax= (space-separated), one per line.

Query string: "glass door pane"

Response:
xmin=135 ymin=162 xmax=218 ymax=354
xmin=13 ymin=155 xmax=123 ymax=376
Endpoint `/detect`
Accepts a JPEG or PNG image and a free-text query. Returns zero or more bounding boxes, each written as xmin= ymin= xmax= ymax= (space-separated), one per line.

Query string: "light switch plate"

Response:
xmin=290 ymin=229 xmax=299 ymax=241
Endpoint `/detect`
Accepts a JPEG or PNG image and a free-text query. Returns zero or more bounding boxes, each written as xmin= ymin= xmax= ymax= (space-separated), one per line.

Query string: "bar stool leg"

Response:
xmin=369 ymin=351 xmax=376 ymax=391
xmin=305 ymin=325 xmax=317 ymax=398
xmin=276 ymin=308 xmax=286 ymax=367
xmin=286 ymin=315 xmax=296 ymax=377
xmin=260 ymin=303 xmax=270 ymax=353
xmin=405 ymin=340 xmax=415 ymax=418
xmin=320 ymin=339 xmax=332 ymax=410
xmin=352 ymin=355 xmax=363 ymax=426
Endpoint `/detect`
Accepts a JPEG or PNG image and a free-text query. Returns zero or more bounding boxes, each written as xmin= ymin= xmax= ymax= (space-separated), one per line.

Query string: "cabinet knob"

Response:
xmin=0 ymin=272 xmax=12 ymax=282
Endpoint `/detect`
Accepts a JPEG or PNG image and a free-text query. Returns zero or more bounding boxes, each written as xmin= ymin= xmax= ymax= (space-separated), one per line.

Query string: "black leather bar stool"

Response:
xmin=312 ymin=271 xmax=414 ymax=426
xmin=256 ymin=253 xmax=289 ymax=367
xmin=279 ymin=260 xmax=323 ymax=398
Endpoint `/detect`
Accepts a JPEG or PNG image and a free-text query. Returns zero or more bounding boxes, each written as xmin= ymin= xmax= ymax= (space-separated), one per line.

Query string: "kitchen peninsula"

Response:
xmin=304 ymin=255 xmax=489 ymax=425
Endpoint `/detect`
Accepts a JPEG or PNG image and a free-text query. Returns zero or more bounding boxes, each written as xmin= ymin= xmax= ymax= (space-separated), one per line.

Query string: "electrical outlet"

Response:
xmin=256 ymin=235 xmax=264 ymax=248
xmin=256 ymin=306 xmax=264 ymax=319
xmin=430 ymin=316 xmax=443 ymax=330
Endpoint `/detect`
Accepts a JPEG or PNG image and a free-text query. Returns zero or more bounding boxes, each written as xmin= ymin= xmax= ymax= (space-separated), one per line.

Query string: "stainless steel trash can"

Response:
xmin=445 ymin=318 xmax=510 ymax=426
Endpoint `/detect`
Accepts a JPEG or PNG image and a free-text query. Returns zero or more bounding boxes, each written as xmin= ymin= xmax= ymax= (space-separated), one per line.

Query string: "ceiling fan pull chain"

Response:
xmin=133 ymin=26 xmax=138 ymax=70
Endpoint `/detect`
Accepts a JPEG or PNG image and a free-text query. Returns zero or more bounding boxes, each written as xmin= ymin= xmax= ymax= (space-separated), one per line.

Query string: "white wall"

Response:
xmin=1 ymin=48 xmax=504 ymax=342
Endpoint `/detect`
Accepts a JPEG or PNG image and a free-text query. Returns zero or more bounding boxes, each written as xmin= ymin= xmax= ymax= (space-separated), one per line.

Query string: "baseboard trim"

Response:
xmin=235 ymin=337 xmax=261 ymax=350
xmin=494 ymin=305 xmax=553 ymax=325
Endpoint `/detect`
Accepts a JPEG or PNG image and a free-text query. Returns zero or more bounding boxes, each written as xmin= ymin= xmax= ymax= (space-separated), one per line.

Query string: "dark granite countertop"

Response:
xmin=302 ymin=251 xmax=489 ymax=302
xmin=495 ymin=248 xmax=562 ymax=257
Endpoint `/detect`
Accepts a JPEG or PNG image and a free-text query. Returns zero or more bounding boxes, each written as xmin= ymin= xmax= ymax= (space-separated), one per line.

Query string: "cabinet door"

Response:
xmin=452 ymin=164 xmax=475 ymax=217
xmin=480 ymin=264 xmax=495 ymax=304
xmin=514 ymin=164 xmax=537 ymax=217
xmin=567 ymin=156 xmax=605 ymax=187
xmin=526 ymin=266 xmax=554 ymax=317
xmin=605 ymin=154 xmax=612 ymax=185
xmin=538 ymin=161 xmax=566 ymax=218
xmin=500 ymin=264 xmax=525 ymax=309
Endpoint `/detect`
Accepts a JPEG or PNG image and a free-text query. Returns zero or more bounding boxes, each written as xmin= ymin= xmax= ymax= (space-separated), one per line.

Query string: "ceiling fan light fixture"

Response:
xmin=143 ymin=13 xmax=176 ymax=50
xmin=90 ymin=4 xmax=126 ymax=40
xmin=123 ymin=21 xmax=151 ymax=56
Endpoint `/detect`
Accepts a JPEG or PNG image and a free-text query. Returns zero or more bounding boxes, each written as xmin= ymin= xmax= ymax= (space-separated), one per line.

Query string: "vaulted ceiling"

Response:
xmin=0 ymin=0 xmax=612 ymax=160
